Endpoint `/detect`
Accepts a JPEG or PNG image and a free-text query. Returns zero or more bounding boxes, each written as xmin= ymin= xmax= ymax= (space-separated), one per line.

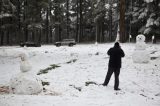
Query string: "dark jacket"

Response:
xmin=107 ymin=45 xmax=125 ymax=68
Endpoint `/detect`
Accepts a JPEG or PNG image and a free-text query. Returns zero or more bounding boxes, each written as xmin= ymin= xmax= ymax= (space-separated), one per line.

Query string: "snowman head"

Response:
xmin=136 ymin=34 xmax=145 ymax=43
xmin=19 ymin=53 xmax=28 ymax=61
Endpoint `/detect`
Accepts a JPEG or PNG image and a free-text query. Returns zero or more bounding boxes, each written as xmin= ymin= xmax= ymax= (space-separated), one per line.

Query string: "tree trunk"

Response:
xmin=1 ymin=31 xmax=4 ymax=45
xmin=24 ymin=26 xmax=28 ymax=42
xmin=24 ymin=0 xmax=28 ymax=42
xmin=32 ymin=30 xmax=35 ymax=42
xmin=49 ymin=2 xmax=52 ymax=43
xmin=96 ymin=23 xmax=98 ymax=43
xmin=66 ymin=0 xmax=69 ymax=38
xmin=17 ymin=0 xmax=21 ymax=44
xmin=76 ymin=0 xmax=79 ymax=42
xmin=79 ymin=0 xmax=83 ymax=42
xmin=59 ymin=25 xmax=62 ymax=41
xmin=38 ymin=29 xmax=42 ymax=44
xmin=101 ymin=21 xmax=105 ymax=42
xmin=46 ymin=7 xmax=49 ymax=43
xmin=6 ymin=30 xmax=9 ymax=45
xmin=109 ymin=2 xmax=113 ymax=41
xmin=54 ymin=0 xmax=61 ymax=42
xmin=120 ymin=0 xmax=126 ymax=42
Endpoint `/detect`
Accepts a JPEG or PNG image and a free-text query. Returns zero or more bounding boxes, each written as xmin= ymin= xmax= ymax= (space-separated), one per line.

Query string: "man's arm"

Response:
xmin=107 ymin=48 xmax=111 ymax=55
xmin=121 ymin=49 xmax=125 ymax=57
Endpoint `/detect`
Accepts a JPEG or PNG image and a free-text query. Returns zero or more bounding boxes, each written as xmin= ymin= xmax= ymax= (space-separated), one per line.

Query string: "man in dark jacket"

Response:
xmin=103 ymin=42 xmax=125 ymax=90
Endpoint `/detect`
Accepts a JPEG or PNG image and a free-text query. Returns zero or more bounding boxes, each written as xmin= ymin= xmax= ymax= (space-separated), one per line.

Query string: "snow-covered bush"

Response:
xmin=144 ymin=27 xmax=152 ymax=34
xmin=154 ymin=17 xmax=160 ymax=26
xmin=144 ymin=0 xmax=153 ymax=3
xmin=138 ymin=12 xmax=147 ymax=19
xmin=146 ymin=18 xmax=154 ymax=27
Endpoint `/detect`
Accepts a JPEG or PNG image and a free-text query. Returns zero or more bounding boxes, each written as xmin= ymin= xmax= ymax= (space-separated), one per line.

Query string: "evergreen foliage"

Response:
xmin=0 ymin=0 xmax=159 ymax=45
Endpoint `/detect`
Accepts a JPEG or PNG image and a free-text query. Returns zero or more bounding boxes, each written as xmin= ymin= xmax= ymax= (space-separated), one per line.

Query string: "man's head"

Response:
xmin=114 ymin=42 xmax=120 ymax=48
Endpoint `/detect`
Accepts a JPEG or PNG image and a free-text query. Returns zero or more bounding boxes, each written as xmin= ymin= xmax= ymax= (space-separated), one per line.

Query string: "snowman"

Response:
xmin=9 ymin=53 xmax=43 ymax=95
xmin=132 ymin=34 xmax=150 ymax=63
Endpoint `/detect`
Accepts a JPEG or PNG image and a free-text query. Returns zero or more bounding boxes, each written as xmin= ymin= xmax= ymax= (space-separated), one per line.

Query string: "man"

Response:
xmin=103 ymin=42 xmax=125 ymax=90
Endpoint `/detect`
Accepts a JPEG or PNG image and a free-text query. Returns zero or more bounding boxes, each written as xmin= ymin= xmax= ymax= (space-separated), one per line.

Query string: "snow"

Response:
xmin=154 ymin=17 xmax=160 ymax=26
xmin=138 ymin=12 xmax=147 ymax=19
xmin=144 ymin=27 xmax=152 ymax=34
xmin=0 ymin=13 xmax=13 ymax=18
xmin=146 ymin=18 xmax=154 ymax=27
xmin=0 ymin=43 xmax=160 ymax=106
xmin=115 ymin=25 xmax=120 ymax=42
xmin=144 ymin=0 xmax=153 ymax=3
xmin=105 ymin=4 xmax=110 ymax=9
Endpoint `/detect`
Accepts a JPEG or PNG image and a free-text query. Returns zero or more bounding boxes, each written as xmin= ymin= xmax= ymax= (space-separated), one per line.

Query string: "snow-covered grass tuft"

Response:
xmin=85 ymin=81 xmax=99 ymax=86
xmin=41 ymin=81 xmax=50 ymax=86
xmin=37 ymin=64 xmax=60 ymax=75
xmin=66 ymin=59 xmax=77 ymax=64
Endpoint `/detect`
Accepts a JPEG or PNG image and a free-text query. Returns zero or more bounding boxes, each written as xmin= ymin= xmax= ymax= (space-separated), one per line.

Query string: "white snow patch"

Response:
xmin=0 ymin=44 xmax=160 ymax=106
xmin=144 ymin=0 xmax=153 ymax=3
xmin=146 ymin=18 xmax=154 ymax=27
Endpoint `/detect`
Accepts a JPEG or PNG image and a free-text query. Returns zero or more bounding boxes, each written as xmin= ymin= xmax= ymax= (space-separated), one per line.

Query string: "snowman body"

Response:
xmin=132 ymin=34 xmax=150 ymax=63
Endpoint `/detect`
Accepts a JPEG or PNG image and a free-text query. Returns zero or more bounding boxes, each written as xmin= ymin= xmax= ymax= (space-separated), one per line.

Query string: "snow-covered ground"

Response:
xmin=0 ymin=43 xmax=160 ymax=106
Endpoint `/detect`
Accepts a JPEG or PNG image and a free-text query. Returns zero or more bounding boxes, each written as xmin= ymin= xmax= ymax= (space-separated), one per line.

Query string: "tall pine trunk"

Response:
xmin=24 ymin=0 xmax=28 ymax=42
xmin=1 ymin=31 xmax=4 ymax=45
xmin=79 ymin=0 xmax=83 ymax=42
xmin=6 ymin=30 xmax=10 ymax=45
xmin=120 ymin=0 xmax=126 ymax=42
xmin=109 ymin=1 xmax=113 ymax=41
xmin=38 ymin=29 xmax=42 ymax=44
xmin=66 ymin=0 xmax=69 ymax=38
xmin=17 ymin=0 xmax=21 ymax=43
xmin=46 ymin=7 xmax=49 ymax=43
xmin=54 ymin=1 xmax=60 ymax=42
xmin=76 ymin=0 xmax=79 ymax=42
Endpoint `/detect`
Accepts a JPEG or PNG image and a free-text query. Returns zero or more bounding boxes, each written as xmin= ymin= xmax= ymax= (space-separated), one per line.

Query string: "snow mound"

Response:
xmin=9 ymin=73 xmax=43 ymax=95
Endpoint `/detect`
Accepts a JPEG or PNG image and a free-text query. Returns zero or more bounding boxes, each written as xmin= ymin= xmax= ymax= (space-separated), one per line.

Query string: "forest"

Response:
xmin=0 ymin=0 xmax=160 ymax=45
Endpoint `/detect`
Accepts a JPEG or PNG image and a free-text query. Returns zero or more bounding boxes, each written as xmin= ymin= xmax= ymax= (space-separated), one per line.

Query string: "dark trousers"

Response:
xmin=103 ymin=67 xmax=120 ymax=89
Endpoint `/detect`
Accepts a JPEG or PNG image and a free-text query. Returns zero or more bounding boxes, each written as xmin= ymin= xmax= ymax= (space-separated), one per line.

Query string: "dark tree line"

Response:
xmin=0 ymin=0 xmax=160 ymax=45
